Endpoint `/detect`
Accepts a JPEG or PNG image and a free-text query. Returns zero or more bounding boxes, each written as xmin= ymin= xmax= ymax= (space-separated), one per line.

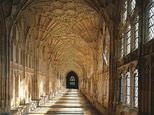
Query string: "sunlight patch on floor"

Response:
xmin=28 ymin=89 xmax=101 ymax=115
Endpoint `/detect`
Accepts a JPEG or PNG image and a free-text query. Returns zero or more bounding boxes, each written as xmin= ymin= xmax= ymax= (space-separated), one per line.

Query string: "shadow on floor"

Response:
xmin=28 ymin=89 xmax=102 ymax=115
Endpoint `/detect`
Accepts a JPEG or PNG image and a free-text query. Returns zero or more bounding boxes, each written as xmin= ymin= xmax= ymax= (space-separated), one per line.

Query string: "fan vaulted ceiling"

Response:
xmin=10 ymin=0 xmax=113 ymax=77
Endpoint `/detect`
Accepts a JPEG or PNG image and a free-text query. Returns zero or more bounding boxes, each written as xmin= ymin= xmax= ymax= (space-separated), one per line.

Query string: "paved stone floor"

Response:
xmin=28 ymin=89 xmax=102 ymax=115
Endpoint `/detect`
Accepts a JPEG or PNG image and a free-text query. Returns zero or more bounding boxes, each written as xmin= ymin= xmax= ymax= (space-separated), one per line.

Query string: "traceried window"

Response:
xmin=131 ymin=16 xmax=139 ymax=51
xmin=120 ymin=37 xmax=124 ymax=58
xmin=134 ymin=16 xmax=139 ymax=49
xmin=121 ymin=0 xmax=127 ymax=23
xmin=119 ymin=68 xmax=138 ymax=108
xmin=120 ymin=0 xmax=138 ymax=58
xmin=126 ymin=25 xmax=131 ymax=55
xmin=122 ymin=0 xmax=136 ymax=22
xmin=123 ymin=1 xmax=128 ymax=21
xmin=147 ymin=1 xmax=154 ymax=41
xmin=126 ymin=72 xmax=131 ymax=104
xmin=69 ymin=76 xmax=76 ymax=86
xmin=130 ymin=0 xmax=136 ymax=13
xmin=120 ymin=21 xmax=139 ymax=57
xmin=134 ymin=69 xmax=138 ymax=107
xmin=120 ymin=74 xmax=124 ymax=102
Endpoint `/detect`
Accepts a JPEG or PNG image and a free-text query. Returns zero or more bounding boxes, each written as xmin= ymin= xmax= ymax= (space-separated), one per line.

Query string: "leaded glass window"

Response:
xmin=133 ymin=16 xmax=139 ymax=50
xmin=120 ymin=35 xmax=124 ymax=58
xmin=148 ymin=2 xmax=154 ymax=40
xmin=126 ymin=72 xmax=131 ymax=105
xmin=130 ymin=0 xmax=136 ymax=13
xmin=120 ymin=74 xmax=124 ymax=102
xmin=134 ymin=69 xmax=138 ymax=107
xmin=124 ymin=1 xmax=128 ymax=20
xmin=126 ymin=26 xmax=131 ymax=55
xmin=70 ymin=76 xmax=75 ymax=86
xmin=122 ymin=0 xmax=128 ymax=23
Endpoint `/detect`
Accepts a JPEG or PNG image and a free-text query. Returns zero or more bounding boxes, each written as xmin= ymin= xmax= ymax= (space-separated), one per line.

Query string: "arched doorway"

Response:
xmin=66 ymin=71 xmax=78 ymax=89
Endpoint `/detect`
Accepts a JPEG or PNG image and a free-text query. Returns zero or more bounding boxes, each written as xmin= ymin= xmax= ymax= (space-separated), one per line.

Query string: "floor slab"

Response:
xmin=27 ymin=89 xmax=102 ymax=115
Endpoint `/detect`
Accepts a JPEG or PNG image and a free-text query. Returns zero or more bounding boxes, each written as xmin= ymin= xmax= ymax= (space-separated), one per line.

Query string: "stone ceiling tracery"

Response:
xmin=9 ymin=0 xmax=113 ymax=78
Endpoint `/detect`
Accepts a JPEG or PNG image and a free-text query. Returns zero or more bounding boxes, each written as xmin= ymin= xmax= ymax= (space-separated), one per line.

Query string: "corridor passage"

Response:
xmin=28 ymin=89 xmax=101 ymax=115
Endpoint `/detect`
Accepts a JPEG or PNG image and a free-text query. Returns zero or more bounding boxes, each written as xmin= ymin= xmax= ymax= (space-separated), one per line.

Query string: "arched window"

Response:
xmin=66 ymin=71 xmax=78 ymax=89
xmin=119 ymin=0 xmax=138 ymax=58
xmin=122 ymin=0 xmax=136 ymax=22
xmin=120 ymin=34 xmax=124 ymax=58
xmin=134 ymin=69 xmax=138 ymax=107
xmin=69 ymin=76 xmax=76 ymax=85
xmin=134 ymin=16 xmax=139 ymax=49
xmin=130 ymin=0 xmax=136 ymax=13
xmin=126 ymin=71 xmax=131 ymax=104
xmin=120 ymin=74 xmax=124 ymax=102
xmin=126 ymin=25 xmax=131 ymax=55
xmin=123 ymin=0 xmax=128 ymax=22
xmin=146 ymin=0 xmax=154 ymax=41
xmin=119 ymin=67 xmax=138 ymax=108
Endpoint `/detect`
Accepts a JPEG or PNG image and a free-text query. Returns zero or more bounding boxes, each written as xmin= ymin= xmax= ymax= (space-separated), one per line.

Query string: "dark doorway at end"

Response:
xmin=66 ymin=71 xmax=79 ymax=89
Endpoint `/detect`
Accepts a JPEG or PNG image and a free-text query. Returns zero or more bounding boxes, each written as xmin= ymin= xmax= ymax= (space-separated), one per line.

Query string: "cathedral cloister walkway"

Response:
xmin=27 ymin=89 xmax=101 ymax=115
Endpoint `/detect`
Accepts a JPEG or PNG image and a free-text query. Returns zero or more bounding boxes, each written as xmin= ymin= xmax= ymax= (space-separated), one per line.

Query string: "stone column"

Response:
xmin=108 ymin=25 xmax=118 ymax=115
xmin=0 ymin=4 xmax=10 ymax=113
xmin=138 ymin=1 xmax=152 ymax=114
xmin=31 ymin=47 xmax=39 ymax=102
xmin=139 ymin=56 xmax=151 ymax=115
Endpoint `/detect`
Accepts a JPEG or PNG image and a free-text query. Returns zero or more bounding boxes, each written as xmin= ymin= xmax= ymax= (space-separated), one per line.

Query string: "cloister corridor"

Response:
xmin=0 ymin=0 xmax=154 ymax=115
xmin=27 ymin=89 xmax=101 ymax=115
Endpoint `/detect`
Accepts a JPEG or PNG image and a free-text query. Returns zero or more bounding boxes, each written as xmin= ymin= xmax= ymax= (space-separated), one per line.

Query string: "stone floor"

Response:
xmin=28 ymin=89 xmax=102 ymax=115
